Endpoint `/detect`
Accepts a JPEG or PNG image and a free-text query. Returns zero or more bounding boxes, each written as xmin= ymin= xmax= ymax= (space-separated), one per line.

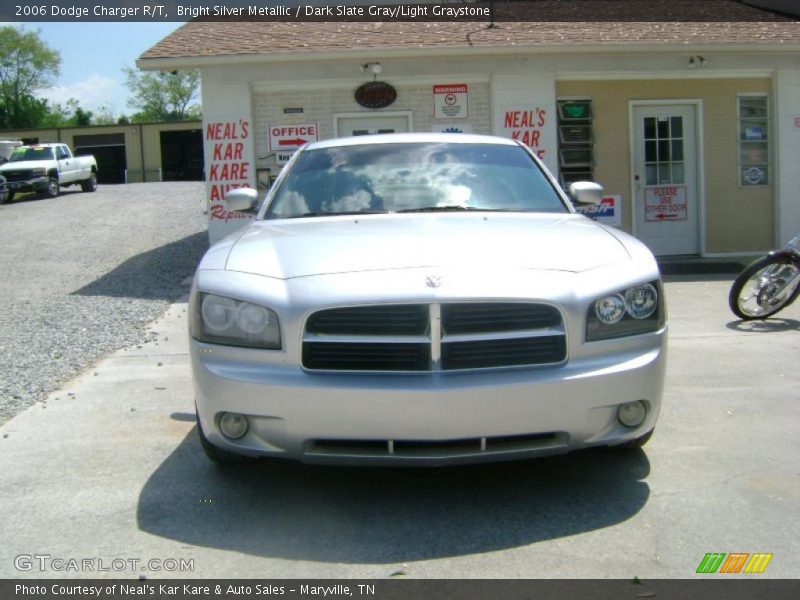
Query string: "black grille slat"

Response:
xmin=306 ymin=305 xmax=427 ymax=335
xmin=303 ymin=342 xmax=430 ymax=371
xmin=2 ymin=170 xmax=34 ymax=182
xmin=303 ymin=303 xmax=566 ymax=371
xmin=442 ymin=336 xmax=566 ymax=370
xmin=442 ymin=303 xmax=561 ymax=334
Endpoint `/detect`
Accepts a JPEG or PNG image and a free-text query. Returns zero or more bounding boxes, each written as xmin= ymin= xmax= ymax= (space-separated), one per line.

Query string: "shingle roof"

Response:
xmin=139 ymin=1 xmax=800 ymax=63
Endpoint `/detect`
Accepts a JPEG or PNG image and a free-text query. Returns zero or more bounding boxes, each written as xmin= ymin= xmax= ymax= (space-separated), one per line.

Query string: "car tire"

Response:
xmin=45 ymin=177 xmax=59 ymax=198
xmin=81 ymin=172 xmax=98 ymax=193
xmin=196 ymin=412 xmax=252 ymax=464
xmin=614 ymin=428 xmax=654 ymax=449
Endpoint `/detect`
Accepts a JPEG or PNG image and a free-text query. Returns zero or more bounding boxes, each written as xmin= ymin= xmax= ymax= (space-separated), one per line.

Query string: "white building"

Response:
xmin=138 ymin=1 xmax=800 ymax=254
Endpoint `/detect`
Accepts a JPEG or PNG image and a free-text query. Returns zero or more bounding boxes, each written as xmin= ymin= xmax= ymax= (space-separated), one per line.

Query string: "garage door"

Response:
xmin=73 ymin=133 xmax=126 ymax=184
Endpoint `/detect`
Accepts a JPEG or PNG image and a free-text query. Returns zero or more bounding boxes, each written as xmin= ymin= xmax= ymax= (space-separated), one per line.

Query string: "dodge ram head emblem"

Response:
xmin=425 ymin=275 xmax=442 ymax=288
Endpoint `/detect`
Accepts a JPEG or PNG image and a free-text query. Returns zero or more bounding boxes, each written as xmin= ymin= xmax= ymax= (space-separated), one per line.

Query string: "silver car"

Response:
xmin=190 ymin=133 xmax=666 ymax=465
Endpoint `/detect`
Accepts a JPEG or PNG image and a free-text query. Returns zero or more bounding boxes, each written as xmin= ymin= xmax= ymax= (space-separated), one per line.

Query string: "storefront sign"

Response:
xmin=206 ymin=117 xmax=254 ymax=210
xmin=500 ymin=107 xmax=549 ymax=160
xmin=742 ymin=166 xmax=766 ymax=186
xmin=645 ymin=186 xmax=688 ymax=222
xmin=268 ymin=123 xmax=319 ymax=152
xmin=354 ymin=81 xmax=397 ymax=109
xmin=574 ymin=195 xmax=622 ymax=227
xmin=433 ymin=83 xmax=468 ymax=119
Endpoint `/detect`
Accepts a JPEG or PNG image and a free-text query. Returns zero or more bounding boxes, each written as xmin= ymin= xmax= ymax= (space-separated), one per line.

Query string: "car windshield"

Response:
xmin=8 ymin=147 xmax=54 ymax=162
xmin=265 ymin=142 xmax=567 ymax=219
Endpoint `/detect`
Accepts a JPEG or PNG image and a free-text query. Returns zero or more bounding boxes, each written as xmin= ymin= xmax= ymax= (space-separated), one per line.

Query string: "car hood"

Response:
xmin=220 ymin=213 xmax=633 ymax=279
xmin=0 ymin=160 xmax=51 ymax=171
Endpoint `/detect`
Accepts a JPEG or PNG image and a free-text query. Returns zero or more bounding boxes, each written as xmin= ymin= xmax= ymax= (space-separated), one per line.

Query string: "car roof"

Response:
xmin=305 ymin=133 xmax=522 ymax=151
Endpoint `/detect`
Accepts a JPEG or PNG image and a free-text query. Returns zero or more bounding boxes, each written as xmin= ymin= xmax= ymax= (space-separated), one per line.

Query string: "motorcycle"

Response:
xmin=729 ymin=234 xmax=800 ymax=320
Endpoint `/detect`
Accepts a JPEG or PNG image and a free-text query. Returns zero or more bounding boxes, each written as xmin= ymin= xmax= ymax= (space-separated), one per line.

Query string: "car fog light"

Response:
xmin=617 ymin=401 xmax=647 ymax=428
xmin=218 ymin=412 xmax=249 ymax=440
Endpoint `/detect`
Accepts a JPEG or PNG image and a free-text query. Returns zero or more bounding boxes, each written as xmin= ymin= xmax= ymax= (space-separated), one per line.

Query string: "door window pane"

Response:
xmin=642 ymin=115 xmax=684 ymax=186
xmin=670 ymin=117 xmax=683 ymax=138
xmin=644 ymin=117 xmax=656 ymax=139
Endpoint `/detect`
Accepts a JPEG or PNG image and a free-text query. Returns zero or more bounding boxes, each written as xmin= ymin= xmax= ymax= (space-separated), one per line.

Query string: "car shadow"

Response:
xmin=72 ymin=232 xmax=208 ymax=300
xmin=136 ymin=427 xmax=651 ymax=563
xmin=726 ymin=318 xmax=800 ymax=333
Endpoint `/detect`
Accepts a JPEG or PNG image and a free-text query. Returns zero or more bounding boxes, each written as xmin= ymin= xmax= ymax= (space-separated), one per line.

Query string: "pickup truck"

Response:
xmin=0 ymin=143 xmax=98 ymax=202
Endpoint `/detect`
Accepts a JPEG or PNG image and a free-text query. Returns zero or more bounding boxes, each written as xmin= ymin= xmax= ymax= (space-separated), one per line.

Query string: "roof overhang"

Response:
xmin=136 ymin=41 xmax=800 ymax=71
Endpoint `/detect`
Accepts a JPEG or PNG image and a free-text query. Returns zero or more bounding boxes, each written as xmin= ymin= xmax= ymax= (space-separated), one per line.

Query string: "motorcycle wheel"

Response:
xmin=729 ymin=255 xmax=800 ymax=320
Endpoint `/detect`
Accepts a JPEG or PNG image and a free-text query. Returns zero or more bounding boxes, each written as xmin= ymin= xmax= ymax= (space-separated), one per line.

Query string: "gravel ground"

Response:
xmin=0 ymin=182 xmax=209 ymax=423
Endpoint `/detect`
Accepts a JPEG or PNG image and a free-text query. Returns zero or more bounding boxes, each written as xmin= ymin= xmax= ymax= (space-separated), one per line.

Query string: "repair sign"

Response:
xmin=645 ymin=186 xmax=688 ymax=222
xmin=268 ymin=123 xmax=319 ymax=152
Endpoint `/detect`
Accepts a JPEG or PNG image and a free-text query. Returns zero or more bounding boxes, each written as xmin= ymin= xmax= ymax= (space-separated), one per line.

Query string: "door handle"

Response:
xmin=634 ymin=174 xmax=642 ymax=192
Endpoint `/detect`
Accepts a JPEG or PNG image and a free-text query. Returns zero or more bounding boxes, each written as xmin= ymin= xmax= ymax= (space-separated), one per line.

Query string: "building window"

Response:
xmin=738 ymin=95 xmax=769 ymax=186
xmin=557 ymin=99 xmax=594 ymax=188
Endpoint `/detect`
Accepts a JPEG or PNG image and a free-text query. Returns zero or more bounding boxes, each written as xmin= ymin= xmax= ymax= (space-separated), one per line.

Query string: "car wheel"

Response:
xmin=196 ymin=412 xmax=252 ymax=464
xmin=45 ymin=178 xmax=59 ymax=198
xmin=615 ymin=428 xmax=654 ymax=449
xmin=81 ymin=172 xmax=98 ymax=192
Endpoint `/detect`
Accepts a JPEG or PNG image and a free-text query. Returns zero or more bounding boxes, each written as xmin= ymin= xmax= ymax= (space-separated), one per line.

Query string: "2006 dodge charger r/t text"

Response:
xmin=189 ymin=133 xmax=666 ymax=465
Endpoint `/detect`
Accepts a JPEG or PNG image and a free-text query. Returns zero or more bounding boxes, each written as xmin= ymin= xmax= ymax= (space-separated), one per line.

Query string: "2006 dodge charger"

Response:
xmin=189 ymin=133 xmax=666 ymax=465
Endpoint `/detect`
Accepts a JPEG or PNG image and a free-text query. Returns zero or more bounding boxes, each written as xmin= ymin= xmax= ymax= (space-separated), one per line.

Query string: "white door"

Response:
xmin=633 ymin=105 xmax=700 ymax=255
xmin=336 ymin=115 xmax=410 ymax=137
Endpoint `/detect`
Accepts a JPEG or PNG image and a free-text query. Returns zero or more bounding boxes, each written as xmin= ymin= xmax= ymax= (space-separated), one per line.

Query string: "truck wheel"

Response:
xmin=81 ymin=172 xmax=98 ymax=193
xmin=45 ymin=178 xmax=59 ymax=198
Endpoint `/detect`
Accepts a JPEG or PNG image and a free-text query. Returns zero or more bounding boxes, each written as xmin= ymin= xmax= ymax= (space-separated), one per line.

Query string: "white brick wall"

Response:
xmin=252 ymin=83 xmax=491 ymax=173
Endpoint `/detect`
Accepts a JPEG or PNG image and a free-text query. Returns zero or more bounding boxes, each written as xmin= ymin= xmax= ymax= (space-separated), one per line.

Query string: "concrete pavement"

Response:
xmin=0 ymin=276 xmax=798 ymax=579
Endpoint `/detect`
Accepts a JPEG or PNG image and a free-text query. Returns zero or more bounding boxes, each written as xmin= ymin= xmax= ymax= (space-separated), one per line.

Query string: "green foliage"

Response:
xmin=124 ymin=67 xmax=200 ymax=122
xmin=0 ymin=26 xmax=60 ymax=129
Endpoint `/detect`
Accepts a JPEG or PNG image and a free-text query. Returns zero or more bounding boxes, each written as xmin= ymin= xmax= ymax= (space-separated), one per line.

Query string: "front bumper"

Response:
xmin=192 ymin=331 xmax=666 ymax=466
xmin=4 ymin=177 xmax=50 ymax=194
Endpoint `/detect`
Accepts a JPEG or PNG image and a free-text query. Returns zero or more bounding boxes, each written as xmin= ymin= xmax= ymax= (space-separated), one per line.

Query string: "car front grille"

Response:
xmin=302 ymin=302 xmax=566 ymax=371
xmin=1 ymin=170 xmax=34 ymax=182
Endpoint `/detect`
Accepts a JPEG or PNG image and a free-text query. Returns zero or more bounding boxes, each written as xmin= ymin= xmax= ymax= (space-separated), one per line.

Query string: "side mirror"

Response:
xmin=568 ymin=181 xmax=605 ymax=205
xmin=224 ymin=187 xmax=258 ymax=212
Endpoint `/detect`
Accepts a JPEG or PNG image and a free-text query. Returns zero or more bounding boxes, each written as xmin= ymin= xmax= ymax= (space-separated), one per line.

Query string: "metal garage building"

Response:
xmin=0 ymin=121 xmax=203 ymax=184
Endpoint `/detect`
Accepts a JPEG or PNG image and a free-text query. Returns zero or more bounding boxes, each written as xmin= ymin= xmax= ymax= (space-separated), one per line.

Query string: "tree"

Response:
xmin=0 ymin=26 xmax=60 ymax=129
xmin=124 ymin=67 xmax=200 ymax=122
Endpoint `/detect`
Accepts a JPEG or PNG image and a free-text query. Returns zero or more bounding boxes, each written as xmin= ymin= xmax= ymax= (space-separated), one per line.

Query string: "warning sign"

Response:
xmin=434 ymin=84 xmax=468 ymax=119
xmin=645 ymin=186 xmax=688 ymax=222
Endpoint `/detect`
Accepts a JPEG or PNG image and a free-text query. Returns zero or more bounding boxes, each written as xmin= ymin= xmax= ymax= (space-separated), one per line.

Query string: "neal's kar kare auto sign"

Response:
xmin=206 ymin=118 xmax=254 ymax=223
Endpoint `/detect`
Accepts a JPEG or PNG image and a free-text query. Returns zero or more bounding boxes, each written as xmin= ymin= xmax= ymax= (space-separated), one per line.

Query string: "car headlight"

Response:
xmin=192 ymin=292 xmax=281 ymax=349
xmin=586 ymin=281 xmax=664 ymax=341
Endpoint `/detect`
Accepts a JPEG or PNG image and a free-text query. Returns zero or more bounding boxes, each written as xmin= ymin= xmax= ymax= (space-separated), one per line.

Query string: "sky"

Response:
xmin=14 ymin=22 xmax=182 ymax=118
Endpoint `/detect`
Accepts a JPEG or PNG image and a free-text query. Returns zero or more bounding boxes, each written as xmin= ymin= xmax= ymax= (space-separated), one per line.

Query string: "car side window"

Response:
xmin=57 ymin=147 xmax=69 ymax=160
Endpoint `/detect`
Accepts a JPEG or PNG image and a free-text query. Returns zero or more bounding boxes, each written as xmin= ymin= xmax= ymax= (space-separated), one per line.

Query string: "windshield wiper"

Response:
xmin=282 ymin=210 xmax=386 ymax=219
xmin=396 ymin=205 xmax=491 ymax=213
xmin=396 ymin=206 xmax=526 ymax=213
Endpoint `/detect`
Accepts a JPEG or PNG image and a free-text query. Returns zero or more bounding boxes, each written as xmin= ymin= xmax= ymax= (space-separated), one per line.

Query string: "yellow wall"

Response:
xmin=557 ymin=79 xmax=773 ymax=253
